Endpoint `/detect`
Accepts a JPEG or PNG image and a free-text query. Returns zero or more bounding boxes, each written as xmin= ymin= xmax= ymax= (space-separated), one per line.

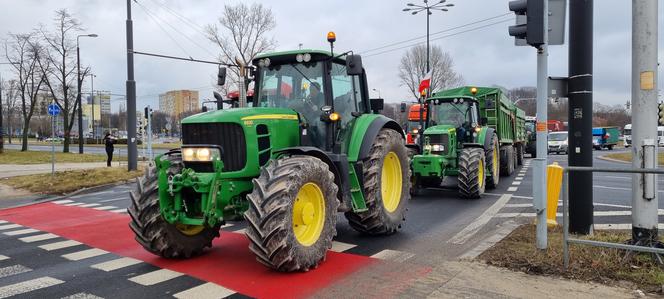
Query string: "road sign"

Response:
xmin=47 ymin=104 xmax=60 ymax=116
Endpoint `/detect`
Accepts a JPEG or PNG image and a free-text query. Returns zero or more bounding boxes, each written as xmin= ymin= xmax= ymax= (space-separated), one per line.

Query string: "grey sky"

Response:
xmin=0 ymin=0 xmax=662 ymax=113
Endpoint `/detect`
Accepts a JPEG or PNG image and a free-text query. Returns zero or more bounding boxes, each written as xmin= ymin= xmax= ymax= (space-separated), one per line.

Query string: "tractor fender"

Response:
xmin=481 ymin=128 xmax=496 ymax=151
xmin=356 ymin=116 xmax=405 ymax=161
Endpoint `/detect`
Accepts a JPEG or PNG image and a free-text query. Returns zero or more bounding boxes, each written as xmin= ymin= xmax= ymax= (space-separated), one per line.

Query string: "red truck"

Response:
xmin=405 ymin=104 xmax=426 ymax=157
xmin=547 ymin=120 xmax=565 ymax=132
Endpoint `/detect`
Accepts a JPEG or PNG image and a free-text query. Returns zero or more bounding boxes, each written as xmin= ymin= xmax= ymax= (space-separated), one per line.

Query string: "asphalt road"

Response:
xmin=0 ymin=148 xmax=652 ymax=297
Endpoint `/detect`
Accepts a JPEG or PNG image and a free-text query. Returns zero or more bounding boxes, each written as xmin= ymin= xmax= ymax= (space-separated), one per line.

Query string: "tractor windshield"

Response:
xmin=429 ymin=100 xmax=475 ymax=128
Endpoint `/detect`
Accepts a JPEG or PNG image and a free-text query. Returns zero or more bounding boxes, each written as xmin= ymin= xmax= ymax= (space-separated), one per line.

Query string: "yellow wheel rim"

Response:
xmin=492 ymin=146 xmax=499 ymax=176
xmin=478 ymin=158 xmax=485 ymax=188
xmin=293 ymin=182 xmax=326 ymax=247
xmin=175 ymin=224 xmax=205 ymax=236
xmin=381 ymin=152 xmax=403 ymax=213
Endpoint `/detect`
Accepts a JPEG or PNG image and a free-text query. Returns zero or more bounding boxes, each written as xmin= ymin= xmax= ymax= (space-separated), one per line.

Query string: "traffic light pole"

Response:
xmin=533 ymin=0 xmax=548 ymax=250
xmin=631 ymin=0 xmax=659 ymax=244
xmin=568 ymin=0 xmax=594 ymax=235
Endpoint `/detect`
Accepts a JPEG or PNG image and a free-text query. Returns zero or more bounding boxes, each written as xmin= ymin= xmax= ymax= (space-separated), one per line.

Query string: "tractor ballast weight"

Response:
xmin=129 ymin=44 xmax=411 ymax=272
xmin=410 ymin=86 xmax=527 ymax=198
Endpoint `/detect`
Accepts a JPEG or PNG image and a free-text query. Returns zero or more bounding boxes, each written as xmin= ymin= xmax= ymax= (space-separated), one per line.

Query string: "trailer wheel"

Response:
xmin=244 ymin=155 xmax=338 ymax=272
xmin=458 ymin=148 xmax=486 ymax=199
xmin=128 ymin=152 xmax=220 ymax=259
xmin=500 ymin=145 xmax=515 ymax=176
xmin=516 ymin=144 xmax=524 ymax=166
xmin=345 ymin=129 xmax=410 ymax=235
xmin=608 ymin=145 xmax=614 ymax=150
xmin=486 ymin=134 xmax=500 ymax=189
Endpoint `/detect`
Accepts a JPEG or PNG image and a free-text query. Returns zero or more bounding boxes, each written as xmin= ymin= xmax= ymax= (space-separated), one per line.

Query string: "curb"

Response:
xmin=596 ymin=156 xmax=630 ymax=164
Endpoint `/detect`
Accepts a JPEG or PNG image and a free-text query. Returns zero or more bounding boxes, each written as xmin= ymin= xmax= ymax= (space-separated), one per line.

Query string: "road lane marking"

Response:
xmin=370 ymin=249 xmax=415 ymax=262
xmin=129 ymin=269 xmax=184 ymax=286
xmin=173 ymin=282 xmax=236 ymax=299
xmin=63 ymin=202 xmax=85 ymax=207
xmin=52 ymin=200 xmax=74 ymax=204
xmin=99 ymin=197 xmax=126 ymax=203
xmin=515 ymin=177 xmax=523 ymax=181
xmin=512 ymin=181 xmax=521 ymax=186
xmin=330 ymin=241 xmax=357 ymax=252
xmin=0 ymin=224 xmax=22 ymax=231
xmin=0 ymin=255 xmax=8 ymax=261
xmin=495 ymin=210 xmax=664 ymax=218
xmin=62 ymin=248 xmax=109 ymax=261
xmin=19 ymin=233 xmax=59 ymax=243
xmin=0 ymin=277 xmax=64 ymax=299
xmin=70 ymin=191 xmax=114 ymax=199
xmin=460 ymin=220 xmax=520 ymax=260
xmin=4 ymin=229 xmax=39 ymax=236
xmin=109 ymin=209 xmax=127 ymax=213
xmin=0 ymin=265 xmax=32 ymax=279
xmin=39 ymin=240 xmax=82 ymax=251
xmin=92 ymin=206 xmax=117 ymax=211
xmin=91 ymin=257 xmax=142 ymax=272
xmin=448 ymin=193 xmax=513 ymax=245
xmin=507 ymin=187 xmax=518 ymax=192
xmin=60 ymin=292 xmax=104 ymax=299
xmin=504 ymin=203 xmax=534 ymax=208
xmin=484 ymin=192 xmax=532 ymax=199
xmin=79 ymin=203 xmax=101 ymax=208
xmin=0 ymin=220 xmax=7 ymax=224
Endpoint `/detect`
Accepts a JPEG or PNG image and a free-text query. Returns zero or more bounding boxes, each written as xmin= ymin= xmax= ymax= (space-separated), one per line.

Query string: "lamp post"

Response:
xmin=403 ymin=0 xmax=454 ymax=74
xmin=76 ymin=33 xmax=98 ymax=153
xmin=372 ymin=88 xmax=381 ymax=98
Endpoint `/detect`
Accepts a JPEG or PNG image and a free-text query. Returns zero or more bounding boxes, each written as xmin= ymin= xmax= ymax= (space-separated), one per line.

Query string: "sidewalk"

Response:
xmin=0 ymin=162 xmax=108 ymax=178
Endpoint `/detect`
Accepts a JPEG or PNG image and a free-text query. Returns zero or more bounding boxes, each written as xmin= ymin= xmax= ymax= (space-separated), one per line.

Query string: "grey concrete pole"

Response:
xmin=77 ymin=42 xmax=84 ymax=154
xmin=126 ymin=0 xmax=137 ymax=171
xmin=533 ymin=0 xmax=549 ymax=250
xmin=631 ymin=0 xmax=659 ymax=244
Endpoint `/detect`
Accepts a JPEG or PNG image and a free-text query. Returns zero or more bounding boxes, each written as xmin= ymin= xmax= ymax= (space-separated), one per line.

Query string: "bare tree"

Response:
xmin=398 ymin=44 xmax=464 ymax=100
xmin=205 ymin=3 xmax=276 ymax=92
xmin=4 ymin=33 xmax=47 ymax=151
xmin=1 ymin=79 xmax=19 ymax=144
xmin=38 ymin=9 xmax=88 ymax=153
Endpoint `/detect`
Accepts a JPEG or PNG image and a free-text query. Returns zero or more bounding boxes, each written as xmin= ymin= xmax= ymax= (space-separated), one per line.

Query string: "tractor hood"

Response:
xmin=424 ymin=124 xmax=457 ymax=135
xmin=181 ymin=107 xmax=299 ymax=124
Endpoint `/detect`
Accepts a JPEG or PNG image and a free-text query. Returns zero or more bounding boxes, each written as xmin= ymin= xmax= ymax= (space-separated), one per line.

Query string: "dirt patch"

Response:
xmin=0 ymin=183 xmax=32 ymax=199
xmin=480 ymin=224 xmax=664 ymax=294
xmin=2 ymin=167 xmax=143 ymax=195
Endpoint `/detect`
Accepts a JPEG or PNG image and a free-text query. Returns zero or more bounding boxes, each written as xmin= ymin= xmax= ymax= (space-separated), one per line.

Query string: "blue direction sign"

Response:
xmin=47 ymin=104 xmax=60 ymax=116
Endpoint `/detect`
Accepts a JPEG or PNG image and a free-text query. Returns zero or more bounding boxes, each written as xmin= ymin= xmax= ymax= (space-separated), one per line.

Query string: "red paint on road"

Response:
xmin=0 ymin=203 xmax=376 ymax=298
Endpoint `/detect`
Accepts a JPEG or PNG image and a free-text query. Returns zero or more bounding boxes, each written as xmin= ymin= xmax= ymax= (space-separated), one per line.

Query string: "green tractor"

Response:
xmin=128 ymin=36 xmax=410 ymax=272
xmin=410 ymin=86 xmax=526 ymax=198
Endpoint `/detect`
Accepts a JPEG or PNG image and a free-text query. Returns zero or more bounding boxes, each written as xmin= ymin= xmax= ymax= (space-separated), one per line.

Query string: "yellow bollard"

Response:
xmin=546 ymin=162 xmax=564 ymax=226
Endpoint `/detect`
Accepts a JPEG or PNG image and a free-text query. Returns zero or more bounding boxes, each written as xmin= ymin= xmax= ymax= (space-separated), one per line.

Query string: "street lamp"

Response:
xmin=403 ymin=0 xmax=454 ymax=74
xmin=76 ymin=33 xmax=98 ymax=154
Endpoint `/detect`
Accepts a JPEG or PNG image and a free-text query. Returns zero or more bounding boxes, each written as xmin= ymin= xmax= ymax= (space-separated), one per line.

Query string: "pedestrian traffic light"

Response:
xmin=508 ymin=0 xmax=545 ymax=48
xmin=144 ymin=106 xmax=153 ymax=119
xmin=658 ymin=102 xmax=664 ymax=125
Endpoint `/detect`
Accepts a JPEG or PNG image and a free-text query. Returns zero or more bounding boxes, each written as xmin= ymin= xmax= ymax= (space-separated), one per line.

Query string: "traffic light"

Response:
xmin=658 ymin=102 xmax=664 ymax=125
xmin=508 ymin=0 xmax=545 ymax=48
xmin=144 ymin=106 xmax=153 ymax=119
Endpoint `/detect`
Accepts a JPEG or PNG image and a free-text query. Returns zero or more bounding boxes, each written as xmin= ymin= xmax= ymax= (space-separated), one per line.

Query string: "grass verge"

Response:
xmin=480 ymin=224 xmax=664 ymax=293
xmin=2 ymin=167 xmax=143 ymax=195
xmin=0 ymin=149 xmax=127 ymax=164
xmin=603 ymin=152 xmax=664 ymax=165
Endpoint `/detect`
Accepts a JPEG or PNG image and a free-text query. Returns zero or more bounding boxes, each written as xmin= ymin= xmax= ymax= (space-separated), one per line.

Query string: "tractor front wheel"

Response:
xmin=458 ymin=148 xmax=486 ymax=199
xmin=244 ymin=155 xmax=339 ymax=272
xmin=128 ymin=152 xmax=220 ymax=259
xmin=485 ymin=133 xmax=500 ymax=189
xmin=345 ymin=129 xmax=410 ymax=235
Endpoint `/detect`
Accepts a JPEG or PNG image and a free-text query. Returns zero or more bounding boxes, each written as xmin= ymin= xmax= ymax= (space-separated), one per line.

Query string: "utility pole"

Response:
xmin=568 ymin=0 xmax=594 ymax=235
xmin=126 ymin=0 xmax=138 ymax=171
xmin=0 ymin=72 xmax=3 ymax=154
xmin=533 ymin=0 xmax=548 ymax=249
xmin=631 ymin=0 xmax=659 ymax=244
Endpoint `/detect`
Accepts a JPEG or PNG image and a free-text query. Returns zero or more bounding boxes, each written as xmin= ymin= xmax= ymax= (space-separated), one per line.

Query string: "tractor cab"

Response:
xmin=425 ymin=96 xmax=481 ymax=146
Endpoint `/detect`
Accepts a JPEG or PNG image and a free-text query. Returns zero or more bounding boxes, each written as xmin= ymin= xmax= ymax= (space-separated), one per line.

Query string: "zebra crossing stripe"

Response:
xmin=0 ymin=255 xmax=8 ymax=261
xmin=507 ymin=187 xmax=518 ymax=192
xmin=63 ymin=203 xmax=85 ymax=207
xmin=128 ymin=269 xmax=184 ymax=286
xmin=39 ymin=240 xmax=82 ymax=251
xmin=0 ymin=276 xmax=64 ymax=299
xmin=4 ymin=229 xmax=39 ymax=236
xmin=62 ymin=248 xmax=108 ymax=261
xmin=173 ymin=282 xmax=236 ymax=299
xmin=370 ymin=249 xmax=415 ymax=262
xmin=330 ymin=241 xmax=357 ymax=252
xmin=91 ymin=257 xmax=142 ymax=272
xmin=0 ymin=224 xmax=22 ymax=231
xmin=109 ymin=209 xmax=127 ymax=214
xmin=0 ymin=220 xmax=7 ymax=225
xmin=52 ymin=200 xmax=74 ymax=204
xmin=19 ymin=233 xmax=59 ymax=243
xmin=60 ymin=292 xmax=104 ymax=299
xmin=0 ymin=265 xmax=32 ymax=279
xmin=78 ymin=203 xmax=101 ymax=208
xmin=92 ymin=206 xmax=117 ymax=211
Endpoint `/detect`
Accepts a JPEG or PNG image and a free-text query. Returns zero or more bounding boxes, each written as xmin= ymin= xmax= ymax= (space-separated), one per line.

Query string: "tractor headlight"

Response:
xmin=182 ymin=146 xmax=221 ymax=162
xmin=432 ymin=144 xmax=443 ymax=152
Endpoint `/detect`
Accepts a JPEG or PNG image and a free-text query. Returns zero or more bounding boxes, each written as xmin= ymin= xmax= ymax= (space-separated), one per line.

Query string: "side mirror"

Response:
xmin=346 ymin=55 xmax=363 ymax=76
xmin=370 ymin=98 xmax=384 ymax=112
xmin=217 ymin=67 xmax=227 ymax=86
xmin=480 ymin=117 xmax=488 ymax=126
xmin=400 ymin=102 xmax=407 ymax=113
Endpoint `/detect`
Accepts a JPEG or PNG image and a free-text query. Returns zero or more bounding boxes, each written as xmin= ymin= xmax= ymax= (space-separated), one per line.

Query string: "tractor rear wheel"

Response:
xmin=244 ymin=155 xmax=338 ymax=272
xmin=458 ymin=148 xmax=486 ymax=199
xmin=345 ymin=129 xmax=410 ymax=235
xmin=486 ymin=133 xmax=500 ymax=189
xmin=128 ymin=152 xmax=220 ymax=259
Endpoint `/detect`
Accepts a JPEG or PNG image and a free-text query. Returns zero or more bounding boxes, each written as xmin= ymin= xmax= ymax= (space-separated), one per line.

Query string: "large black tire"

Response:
xmin=485 ymin=133 xmax=500 ymax=189
xmin=128 ymin=152 xmax=220 ymax=259
xmin=244 ymin=155 xmax=339 ymax=272
xmin=516 ymin=144 xmax=524 ymax=166
xmin=458 ymin=148 xmax=486 ymax=199
xmin=500 ymin=145 xmax=515 ymax=177
xmin=345 ymin=129 xmax=410 ymax=235
xmin=608 ymin=145 xmax=614 ymax=150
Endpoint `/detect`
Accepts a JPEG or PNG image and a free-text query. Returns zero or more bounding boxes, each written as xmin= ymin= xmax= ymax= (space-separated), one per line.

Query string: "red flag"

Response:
xmin=418 ymin=70 xmax=432 ymax=94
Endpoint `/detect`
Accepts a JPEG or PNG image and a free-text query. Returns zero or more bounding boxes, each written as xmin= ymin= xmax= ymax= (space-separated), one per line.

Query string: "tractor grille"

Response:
xmin=182 ymin=122 xmax=247 ymax=172
xmin=428 ymin=133 xmax=450 ymax=156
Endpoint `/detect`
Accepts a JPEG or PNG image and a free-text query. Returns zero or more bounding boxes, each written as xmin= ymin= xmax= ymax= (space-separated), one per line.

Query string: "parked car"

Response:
xmin=548 ymin=131 xmax=568 ymax=154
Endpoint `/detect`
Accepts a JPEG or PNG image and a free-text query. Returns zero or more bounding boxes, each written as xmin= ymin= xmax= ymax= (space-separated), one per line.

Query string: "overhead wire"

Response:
xmin=133 ymin=0 xmax=192 ymax=59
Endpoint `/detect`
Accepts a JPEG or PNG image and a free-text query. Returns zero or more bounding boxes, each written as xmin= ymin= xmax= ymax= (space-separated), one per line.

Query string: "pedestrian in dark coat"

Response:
xmin=103 ymin=132 xmax=116 ymax=167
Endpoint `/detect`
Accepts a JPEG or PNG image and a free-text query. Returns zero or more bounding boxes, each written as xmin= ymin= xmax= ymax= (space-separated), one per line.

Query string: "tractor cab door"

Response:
xmin=329 ymin=62 xmax=365 ymax=151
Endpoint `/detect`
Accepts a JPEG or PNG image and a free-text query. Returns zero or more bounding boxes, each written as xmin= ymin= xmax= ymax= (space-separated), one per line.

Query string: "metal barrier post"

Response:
xmin=562 ymin=169 xmax=569 ymax=269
